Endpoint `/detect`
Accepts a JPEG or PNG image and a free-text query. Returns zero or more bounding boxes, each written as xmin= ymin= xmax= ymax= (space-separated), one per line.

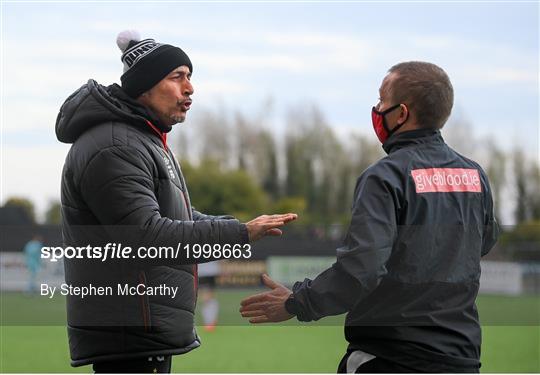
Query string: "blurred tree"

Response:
xmin=236 ymin=112 xmax=251 ymax=171
xmin=234 ymin=113 xmax=280 ymax=199
xmin=45 ymin=200 xmax=62 ymax=225
xmin=285 ymin=131 xmax=313 ymax=199
xmin=176 ymin=125 xmax=192 ymax=162
xmin=512 ymin=149 xmax=540 ymax=223
xmin=3 ymin=197 xmax=35 ymax=223
xmin=341 ymin=134 xmax=383 ymax=212
xmin=527 ymin=163 xmax=540 ymax=220
xmin=514 ymin=149 xmax=529 ymax=223
xmin=196 ymin=107 xmax=233 ymax=170
xmin=259 ymin=130 xmax=280 ymax=199
xmin=271 ymin=196 xmax=306 ymax=216
xmin=284 ymin=105 xmax=346 ymax=221
xmin=334 ymin=159 xmax=354 ymax=215
xmin=501 ymin=220 xmax=540 ymax=242
xmin=499 ymin=219 xmax=540 ymax=261
xmin=485 ymin=140 xmax=507 ymax=222
xmin=181 ymin=158 xmax=268 ymax=222
xmin=443 ymin=114 xmax=477 ymax=160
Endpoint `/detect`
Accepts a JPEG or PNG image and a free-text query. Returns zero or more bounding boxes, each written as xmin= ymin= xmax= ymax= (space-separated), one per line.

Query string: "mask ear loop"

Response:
xmin=387 ymin=104 xmax=410 ymax=136
xmin=375 ymin=103 xmax=403 ymax=135
xmin=373 ymin=103 xmax=401 ymax=116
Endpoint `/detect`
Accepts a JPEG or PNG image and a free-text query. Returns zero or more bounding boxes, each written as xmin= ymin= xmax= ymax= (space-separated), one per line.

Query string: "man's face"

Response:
xmin=138 ymin=65 xmax=194 ymax=126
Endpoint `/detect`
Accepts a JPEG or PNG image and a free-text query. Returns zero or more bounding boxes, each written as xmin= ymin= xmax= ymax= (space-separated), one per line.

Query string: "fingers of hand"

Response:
xmin=282 ymin=213 xmax=298 ymax=223
xmin=240 ymin=292 xmax=269 ymax=306
xmin=239 ymin=300 xmax=271 ymax=323
xmin=240 ymin=301 xmax=267 ymax=312
xmin=265 ymin=228 xmax=282 ymax=236
xmin=241 ymin=309 xmax=266 ymax=318
xmin=247 ymin=213 xmax=297 ymax=226
xmin=261 ymin=221 xmax=285 ymax=230
xmin=249 ymin=315 xmax=270 ymax=324
xmin=273 ymin=213 xmax=297 ymax=220
xmin=262 ymin=274 xmax=280 ymax=289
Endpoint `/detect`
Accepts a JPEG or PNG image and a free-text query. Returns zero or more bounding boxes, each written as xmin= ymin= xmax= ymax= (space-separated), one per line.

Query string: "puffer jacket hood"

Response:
xmin=56 ymin=79 xmax=167 ymax=144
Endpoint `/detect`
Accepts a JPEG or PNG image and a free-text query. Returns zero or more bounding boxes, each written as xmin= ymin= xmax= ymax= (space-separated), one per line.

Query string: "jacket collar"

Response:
xmin=382 ymin=128 xmax=444 ymax=155
xmin=108 ymin=84 xmax=172 ymax=134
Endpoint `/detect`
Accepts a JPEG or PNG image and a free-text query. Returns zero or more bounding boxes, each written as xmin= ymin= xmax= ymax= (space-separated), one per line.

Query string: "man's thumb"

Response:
xmin=262 ymin=274 xmax=279 ymax=289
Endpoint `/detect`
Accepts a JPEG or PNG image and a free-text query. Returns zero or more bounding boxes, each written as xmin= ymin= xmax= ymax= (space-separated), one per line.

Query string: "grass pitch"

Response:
xmin=0 ymin=291 xmax=538 ymax=373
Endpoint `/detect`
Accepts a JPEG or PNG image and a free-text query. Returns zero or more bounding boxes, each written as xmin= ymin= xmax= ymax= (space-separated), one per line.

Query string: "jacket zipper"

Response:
xmin=144 ymin=120 xmax=198 ymax=307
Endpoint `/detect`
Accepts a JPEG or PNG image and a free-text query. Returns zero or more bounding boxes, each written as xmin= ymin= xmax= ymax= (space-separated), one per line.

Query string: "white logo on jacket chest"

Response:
xmin=163 ymin=155 xmax=176 ymax=180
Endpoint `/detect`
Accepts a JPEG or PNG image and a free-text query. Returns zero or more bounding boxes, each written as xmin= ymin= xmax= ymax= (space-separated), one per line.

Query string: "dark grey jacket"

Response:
xmin=292 ymin=129 xmax=499 ymax=372
xmin=56 ymin=79 xmax=248 ymax=366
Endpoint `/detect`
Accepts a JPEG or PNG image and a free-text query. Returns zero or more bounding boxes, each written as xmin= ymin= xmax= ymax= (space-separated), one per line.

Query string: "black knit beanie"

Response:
xmin=117 ymin=30 xmax=193 ymax=98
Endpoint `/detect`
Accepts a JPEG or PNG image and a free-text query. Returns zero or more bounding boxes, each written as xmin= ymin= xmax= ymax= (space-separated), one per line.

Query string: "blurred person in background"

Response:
xmin=56 ymin=30 xmax=296 ymax=373
xmin=198 ymin=261 xmax=221 ymax=332
xmin=23 ymin=234 xmax=43 ymax=293
xmin=240 ymin=61 xmax=498 ymax=373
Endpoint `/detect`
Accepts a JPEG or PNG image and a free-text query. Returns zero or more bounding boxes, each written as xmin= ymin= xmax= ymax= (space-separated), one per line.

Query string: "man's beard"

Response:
xmin=169 ymin=114 xmax=186 ymax=124
xmin=169 ymin=101 xmax=188 ymax=125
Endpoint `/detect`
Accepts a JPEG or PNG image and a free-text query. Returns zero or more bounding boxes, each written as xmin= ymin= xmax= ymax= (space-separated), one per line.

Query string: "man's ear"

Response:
xmin=136 ymin=91 xmax=150 ymax=105
xmin=399 ymin=104 xmax=410 ymax=124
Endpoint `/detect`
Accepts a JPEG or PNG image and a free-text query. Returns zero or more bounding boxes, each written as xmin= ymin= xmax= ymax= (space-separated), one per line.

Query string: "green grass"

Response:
xmin=1 ymin=291 xmax=538 ymax=373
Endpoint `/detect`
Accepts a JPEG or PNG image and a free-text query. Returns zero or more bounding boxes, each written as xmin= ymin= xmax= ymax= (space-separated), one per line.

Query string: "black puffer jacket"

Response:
xmin=56 ymin=79 xmax=248 ymax=366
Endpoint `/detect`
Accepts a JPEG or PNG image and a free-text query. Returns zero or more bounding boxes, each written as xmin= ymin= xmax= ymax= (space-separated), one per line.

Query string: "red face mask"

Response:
xmin=371 ymin=104 xmax=407 ymax=143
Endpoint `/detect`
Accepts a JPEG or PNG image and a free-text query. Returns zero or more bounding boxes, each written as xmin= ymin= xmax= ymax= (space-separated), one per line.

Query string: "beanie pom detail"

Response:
xmin=116 ymin=30 xmax=141 ymax=53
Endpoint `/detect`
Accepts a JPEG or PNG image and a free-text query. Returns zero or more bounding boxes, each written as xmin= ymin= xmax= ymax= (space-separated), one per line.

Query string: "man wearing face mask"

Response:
xmin=240 ymin=61 xmax=499 ymax=373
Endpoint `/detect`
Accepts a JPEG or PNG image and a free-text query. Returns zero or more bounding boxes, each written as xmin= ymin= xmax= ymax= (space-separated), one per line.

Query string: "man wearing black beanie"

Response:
xmin=55 ymin=30 xmax=297 ymax=373
xmin=117 ymin=30 xmax=195 ymax=132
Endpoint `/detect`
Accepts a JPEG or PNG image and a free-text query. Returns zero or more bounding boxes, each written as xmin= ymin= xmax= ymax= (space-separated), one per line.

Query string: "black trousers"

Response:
xmin=93 ymin=355 xmax=172 ymax=373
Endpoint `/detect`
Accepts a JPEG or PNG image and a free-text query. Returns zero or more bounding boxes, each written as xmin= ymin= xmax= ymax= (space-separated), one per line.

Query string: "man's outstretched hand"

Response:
xmin=239 ymin=274 xmax=294 ymax=323
xmin=245 ymin=213 xmax=297 ymax=242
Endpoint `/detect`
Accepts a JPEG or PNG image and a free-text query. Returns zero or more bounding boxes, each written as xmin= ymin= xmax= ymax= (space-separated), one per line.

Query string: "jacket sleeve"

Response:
xmin=192 ymin=209 xmax=235 ymax=221
xmin=480 ymin=171 xmax=499 ymax=256
xmin=78 ymin=145 xmax=249 ymax=265
xmin=191 ymin=209 xmax=249 ymax=243
xmin=292 ymin=171 xmax=398 ymax=322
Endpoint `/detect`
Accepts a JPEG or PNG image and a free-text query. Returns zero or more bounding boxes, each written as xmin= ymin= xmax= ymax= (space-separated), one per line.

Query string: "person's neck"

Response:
xmin=394 ymin=121 xmax=421 ymax=136
xmin=134 ymin=98 xmax=172 ymax=132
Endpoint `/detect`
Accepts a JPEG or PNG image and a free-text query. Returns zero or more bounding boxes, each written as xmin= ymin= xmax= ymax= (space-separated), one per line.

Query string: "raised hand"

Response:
xmin=239 ymin=274 xmax=294 ymax=323
xmin=245 ymin=213 xmax=297 ymax=242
